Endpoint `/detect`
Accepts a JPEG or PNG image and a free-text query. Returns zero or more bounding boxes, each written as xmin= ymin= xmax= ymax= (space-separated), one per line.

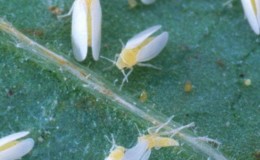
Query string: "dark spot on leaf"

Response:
xmin=179 ymin=44 xmax=191 ymax=52
xmin=253 ymin=151 xmax=260 ymax=160
xmin=48 ymin=6 xmax=62 ymax=16
xmin=22 ymin=29 xmax=44 ymax=37
xmin=239 ymin=73 xmax=245 ymax=78
xmin=215 ymin=59 xmax=225 ymax=68
xmin=7 ymin=89 xmax=13 ymax=97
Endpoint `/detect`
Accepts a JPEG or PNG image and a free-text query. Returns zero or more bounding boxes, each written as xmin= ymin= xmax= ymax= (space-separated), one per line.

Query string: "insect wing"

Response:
xmin=125 ymin=25 xmax=161 ymax=49
xmin=140 ymin=149 xmax=151 ymax=160
xmin=91 ymin=0 xmax=102 ymax=61
xmin=122 ymin=141 xmax=148 ymax=160
xmin=0 ymin=131 xmax=29 ymax=147
xmin=241 ymin=0 xmax=260 ymax=34
xmin=137 ymin=32 xmax=168 ymax=62
xmin=256 ymin=0 xmax=260 ymax=24
xmin=71 ymin=0 xmax=88 ymax=61
xmin=0 ymin=138 xmax=34 ymax=160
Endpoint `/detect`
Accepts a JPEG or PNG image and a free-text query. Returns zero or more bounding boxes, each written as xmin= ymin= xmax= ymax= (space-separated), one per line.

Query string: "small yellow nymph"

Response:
xmin=139 ymin=90 xmax=148 ymax=103
xmin=184 ymin=80 xmax=193 ymax=93
xmin=0 ymin=131 xmax=34 ymax=160
xmin=128 ymin=0 xmax=138 ymax=8
xmin=244 ymin=78 xmax=252 ymax=86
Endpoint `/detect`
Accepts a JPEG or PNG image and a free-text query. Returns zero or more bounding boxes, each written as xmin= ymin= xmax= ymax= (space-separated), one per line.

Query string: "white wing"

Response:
xmin=241 ymin=0 xmax=260 ymax=34
xmin=125 ymin=25 xmax=161 ymax=49
xmin=71 ymin=0 xmax=88 ymax=61
xmin=0 ymin=131 xmax=29 ymax=146
xmin=256 ymin=0 xmax=260 ymax=25
xmin=0 ymin=138 xmax=34 ymax=160
xmin=91 ymin=0 xmax=102 ymax=61
xmin=140 ymin=149 xmax=151 ymax=160
xmin=141 ymin=0 xmax=156 ymax=5
xmin=136 ymin=32 xmax=168 ymax=62
xmin=122 ymin=141 xmax=148 ymax=160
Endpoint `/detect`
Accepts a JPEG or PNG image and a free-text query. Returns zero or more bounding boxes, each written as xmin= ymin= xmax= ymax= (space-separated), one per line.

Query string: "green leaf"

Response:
xmin=0 ymin=0 xmax=259 ymax=160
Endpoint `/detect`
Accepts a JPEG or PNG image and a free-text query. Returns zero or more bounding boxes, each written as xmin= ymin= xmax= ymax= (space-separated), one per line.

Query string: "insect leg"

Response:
xmin=137 ymin=63 xmax=161 ymax=70
xmin=161 ymin=122 xmax=195 ymax=137
xmin=147 ymin=115 xmax=175 ymax=134
xmin=120 ymin=68 xmax=133 ymax=90
xmin=57 ymin=2 xmax=75 ymax=19
xmin=105 ymin=134 xmax=117 ymax=152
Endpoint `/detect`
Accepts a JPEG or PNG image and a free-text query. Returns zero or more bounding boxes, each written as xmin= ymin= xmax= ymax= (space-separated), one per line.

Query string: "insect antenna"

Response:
xmin=57 ymin=2 xmax=75 ymax=19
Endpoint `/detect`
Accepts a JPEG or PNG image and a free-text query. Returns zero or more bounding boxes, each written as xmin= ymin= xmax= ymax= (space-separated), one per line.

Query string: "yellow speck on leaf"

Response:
xmin=139 ymin=90 xmax=148 ymax=102
xmin=184 ymin=81 xmax=192 ymax=93
xmin=244 ymin=79 xmax=251 ymax=86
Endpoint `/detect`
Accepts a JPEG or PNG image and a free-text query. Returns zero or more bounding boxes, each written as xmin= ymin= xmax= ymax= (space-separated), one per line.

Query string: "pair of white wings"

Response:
xmin=241 ymin=0 xmax=260 ymax=34
xmin=122 ymin=141 xmax=151 ymax=160
xmin=0 ymin=131 xmax=34 ymax=160
xmin=125 ymin=25 xmax=169 ymax=63
xmin=71 ymin=0 xmax=101 ymax=61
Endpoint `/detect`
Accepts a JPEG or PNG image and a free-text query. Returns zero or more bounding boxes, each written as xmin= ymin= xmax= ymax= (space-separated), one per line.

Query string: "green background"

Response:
xmin=0 ymin=0 xmax=259 ymax=159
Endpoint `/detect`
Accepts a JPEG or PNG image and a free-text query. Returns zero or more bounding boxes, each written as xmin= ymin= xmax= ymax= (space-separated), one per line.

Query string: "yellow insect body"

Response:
xmin=116 ymin=38 xmax=153 ymax=69
xmin=105 ymin=146 xmax=125 ymax=160
xmin=251 ymin=0 xmax=257 ymax=14
xmin=138 ymin=135 xmax=179 ymax=149
xmin=86 ymin=0 xmax=92 ymax=47
xmin=0 ymin=141 xmax=19 ymax=151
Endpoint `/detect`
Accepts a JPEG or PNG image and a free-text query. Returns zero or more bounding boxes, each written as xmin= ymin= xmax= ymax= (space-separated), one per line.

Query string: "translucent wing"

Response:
xmin=256 ymin=0 xmax=260 ymax=24
xmin=0 ymin=131 xmax=29 ymax=146
xmin=140 ymin=149 xmax=151 ymax=160
xmin=0 ymin=138 xmax=34 ymax=160
xmin=122 ymin=141 xmax=148 ymax=160
xmin=71 ymin=0 xmax=88 ymax=61
xmin=125 ymin=25 xmax=161 ymax=49
xmin=136 ymin=32 xmax=168 ymax=62
xmin=241 ymin=0 xmax=260 ymax=34
xmin=91 ymin=0 xmax=102 ymax=61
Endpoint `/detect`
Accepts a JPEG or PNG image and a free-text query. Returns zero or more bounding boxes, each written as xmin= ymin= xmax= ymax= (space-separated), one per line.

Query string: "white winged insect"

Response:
xmin=0 ymin=131 xmax=34 ymax=160
xmin=102 ymin=25 xmax=168 ymax=90
xmin=241 ymin=0 xmax=260 ymax=34
xmin=58 ymin=0 xmax=102 ymax=61
xmin=122 ymin=135 xmax=179 ymax=160
xmin=122 ymin=117 xmax=194 ymax=160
